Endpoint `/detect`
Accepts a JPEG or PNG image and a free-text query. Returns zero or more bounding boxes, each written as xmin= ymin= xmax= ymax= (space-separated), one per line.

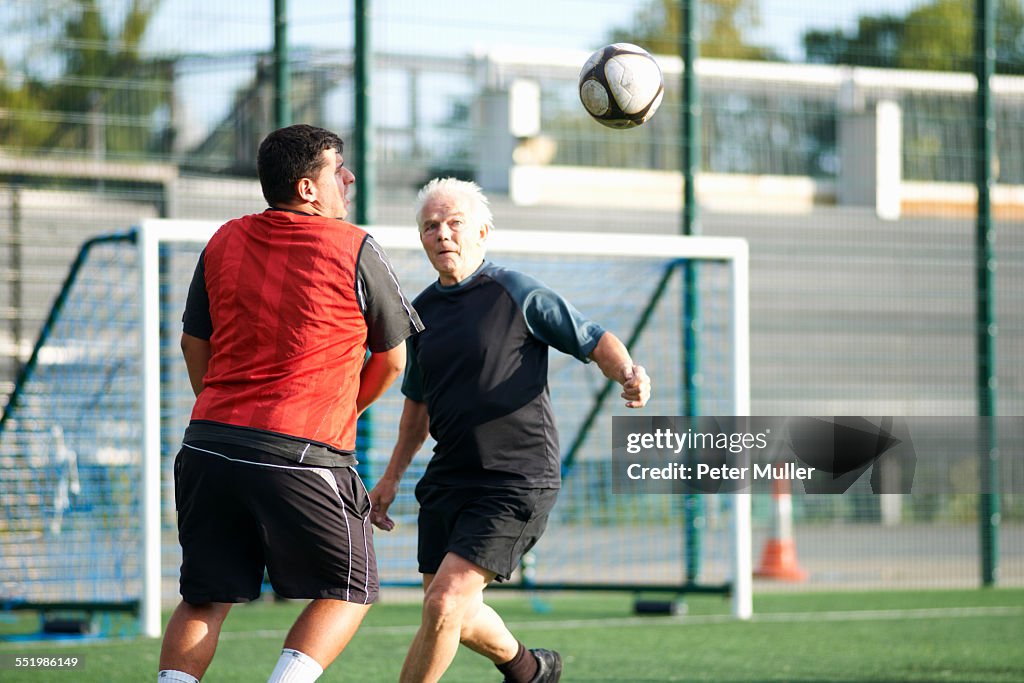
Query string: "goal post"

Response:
xmin=137 ymin=218 xmax=752 ymax=625
xmin=0 ymin=217 xmax=750 ymax=640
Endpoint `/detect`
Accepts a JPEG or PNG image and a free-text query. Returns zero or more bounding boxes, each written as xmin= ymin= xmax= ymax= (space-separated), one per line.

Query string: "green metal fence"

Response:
xmin=0 ymin=0 xmax=1022 ymax=595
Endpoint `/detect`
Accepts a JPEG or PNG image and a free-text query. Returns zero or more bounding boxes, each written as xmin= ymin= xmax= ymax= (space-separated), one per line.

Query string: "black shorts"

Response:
xmin=415 ymin=481 xmax=559 ymax=582
xmin=173 ymin=441 xmax=378 ymax=604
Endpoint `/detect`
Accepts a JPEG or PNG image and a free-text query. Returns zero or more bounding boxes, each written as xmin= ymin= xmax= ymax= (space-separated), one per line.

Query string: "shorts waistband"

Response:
xmin=183 ymin=421 xmax=358 ymax=468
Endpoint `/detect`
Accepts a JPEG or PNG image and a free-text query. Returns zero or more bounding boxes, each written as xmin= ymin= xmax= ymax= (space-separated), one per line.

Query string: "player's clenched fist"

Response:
xmin=621 ymin=364 xmax=651 ymax=408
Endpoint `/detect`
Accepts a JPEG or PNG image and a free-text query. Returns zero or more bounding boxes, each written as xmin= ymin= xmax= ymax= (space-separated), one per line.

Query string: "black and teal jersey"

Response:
xmin=402 ymin=261 xmax=605 ymax=488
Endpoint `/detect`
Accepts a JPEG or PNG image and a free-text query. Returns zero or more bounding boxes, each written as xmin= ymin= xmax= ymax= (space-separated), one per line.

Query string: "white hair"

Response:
xmin=415 ymin=177 xmax=494 ymax=230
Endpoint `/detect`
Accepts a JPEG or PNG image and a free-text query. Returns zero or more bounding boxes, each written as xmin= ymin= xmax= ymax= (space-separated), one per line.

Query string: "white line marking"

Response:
xmin=214 ymin=605 xmax=1024 ymax=642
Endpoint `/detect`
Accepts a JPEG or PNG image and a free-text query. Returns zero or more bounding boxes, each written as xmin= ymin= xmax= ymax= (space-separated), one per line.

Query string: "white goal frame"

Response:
xmin=137 ymin=218 xmax=752 ymax=637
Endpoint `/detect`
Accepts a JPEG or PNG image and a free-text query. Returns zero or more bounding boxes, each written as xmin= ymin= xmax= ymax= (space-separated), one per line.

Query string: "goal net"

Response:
xmin=0 ymin=218 xmax=750 ymax=638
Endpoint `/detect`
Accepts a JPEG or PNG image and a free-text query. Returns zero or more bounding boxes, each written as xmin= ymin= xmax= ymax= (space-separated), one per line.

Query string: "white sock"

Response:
xmin=267 ymin=648 xmax=324 ymax=683
xmin=158 ymin=671 xmax=199 ymax=683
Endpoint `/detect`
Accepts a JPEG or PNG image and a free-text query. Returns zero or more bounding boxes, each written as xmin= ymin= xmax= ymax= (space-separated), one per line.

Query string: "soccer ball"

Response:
xmin=578 ymin=43 xmax=664 ymax=129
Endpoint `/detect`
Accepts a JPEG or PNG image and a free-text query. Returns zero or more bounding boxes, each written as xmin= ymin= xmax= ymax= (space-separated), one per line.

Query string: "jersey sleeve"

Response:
xmin=181 ymin=250 xmax=213 ymax=340
xmin=400 ymin=337 xmax=425 ymax=402
xmin=493 ymin=267 xmax=605 ymax=362
xmin=356 ymin=235 xmax=425 ymax=352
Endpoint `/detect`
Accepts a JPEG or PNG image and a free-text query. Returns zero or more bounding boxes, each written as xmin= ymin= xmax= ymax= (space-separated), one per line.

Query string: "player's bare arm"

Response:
xmin=588 ymin=331 xmax=651 ymax=408
xmin=369 ymin=398 xmax=429 ymax=531
xmin=180 ymin=332 xmax=211 ymax=397
xmin=356 ymin=343 xmax=406 ymax=416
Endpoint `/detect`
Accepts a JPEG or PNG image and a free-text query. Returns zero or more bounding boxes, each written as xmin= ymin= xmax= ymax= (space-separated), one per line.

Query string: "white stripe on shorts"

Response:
xmin=182 ymin=442 xmax=370 ymax=602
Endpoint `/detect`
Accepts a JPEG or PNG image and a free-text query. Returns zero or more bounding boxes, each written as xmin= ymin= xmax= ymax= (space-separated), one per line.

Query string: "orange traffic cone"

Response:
xmin=754 ymin=477 xmax=808 ymax=581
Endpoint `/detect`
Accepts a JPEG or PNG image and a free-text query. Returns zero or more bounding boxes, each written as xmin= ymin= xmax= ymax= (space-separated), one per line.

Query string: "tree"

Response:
xmin=802 ymin=0 xmax=1024 ymax=74
xmin=995 ymin=0 xmax=1024 ymax=72
xmin=609 ymin=0 xmax=778 ymax=61
xmin=804 ymin=15 xmax=904 ymax=69
xmin=0 ymin=0 xmax=169 ymax=157
xmin=898 ymin=0 xmax=974 ymax=72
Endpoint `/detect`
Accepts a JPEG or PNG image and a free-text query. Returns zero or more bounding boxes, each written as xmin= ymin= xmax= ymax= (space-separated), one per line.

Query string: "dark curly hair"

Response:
xmin=257 ymin=124 xmax=345 ymax=206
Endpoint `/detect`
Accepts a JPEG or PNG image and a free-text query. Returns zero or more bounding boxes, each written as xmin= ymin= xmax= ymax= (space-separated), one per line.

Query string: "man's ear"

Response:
xmin=479 ymin=223 xmax=491 ymax=241
xmin=296 ymin=177 xmax=316 ymax=202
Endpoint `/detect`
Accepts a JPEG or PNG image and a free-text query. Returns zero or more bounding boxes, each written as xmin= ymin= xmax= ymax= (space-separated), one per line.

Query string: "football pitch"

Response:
xmin=1 ymin=588 xmax=1022 ymax=681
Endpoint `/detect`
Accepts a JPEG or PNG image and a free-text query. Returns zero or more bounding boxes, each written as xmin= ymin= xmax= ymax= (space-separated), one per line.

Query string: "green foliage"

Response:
xmin=899 ymin=0 xmax=976 ymax=72
xmin=608 ymin=0 xmax=778 ymax=60
xmin=802 ymin=0 xmax=1024 ymax=74
xmin=804 ymin=15 xmax=905 ymax=68
xmin=0 ymin=0 xmax=170 ymax=158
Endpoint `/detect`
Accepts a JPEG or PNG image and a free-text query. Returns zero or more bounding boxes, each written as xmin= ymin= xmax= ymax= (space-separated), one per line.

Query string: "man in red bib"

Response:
xmin=158 ymin=125 xmax=423 ymax=683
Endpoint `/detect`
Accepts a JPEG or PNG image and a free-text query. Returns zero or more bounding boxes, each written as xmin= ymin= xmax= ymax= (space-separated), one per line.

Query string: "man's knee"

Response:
xmin=421 ymin=586 xmax=465 ymax=627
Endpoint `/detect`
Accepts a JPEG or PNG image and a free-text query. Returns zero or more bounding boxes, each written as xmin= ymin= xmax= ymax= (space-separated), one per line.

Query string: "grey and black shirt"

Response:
xmin=403 ymin=261 xmax=605 ymax=488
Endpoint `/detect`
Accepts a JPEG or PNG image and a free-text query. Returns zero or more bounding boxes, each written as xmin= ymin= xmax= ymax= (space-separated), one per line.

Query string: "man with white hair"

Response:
xmin=370 ymin=177 xmax=651 ymax=683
